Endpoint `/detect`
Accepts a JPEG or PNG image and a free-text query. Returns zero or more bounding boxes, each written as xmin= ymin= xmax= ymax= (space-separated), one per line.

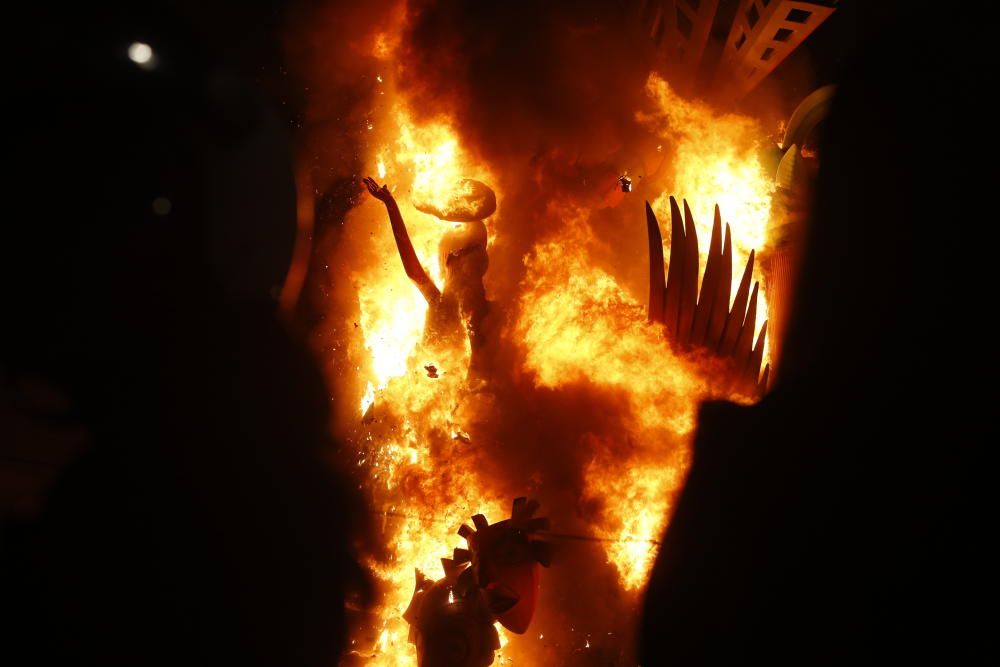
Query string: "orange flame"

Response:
xmin=338 ymin=67 xmax=775 ymax=664
xmin=510 ymin=76 xmax=775 ymax=589
xmin=514 ymin=214 xmax=705 ymax=588
xmin=346 ymin=85 xmax=505 ymax=664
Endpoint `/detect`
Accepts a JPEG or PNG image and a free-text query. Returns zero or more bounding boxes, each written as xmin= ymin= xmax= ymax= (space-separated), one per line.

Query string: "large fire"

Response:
xmin=321 ymin=18 xmax=775 ymax=667
xmin=347 ymin=98 xmax=507 ymax=665
xmin=515 ymin=225 xmax=703 ymax=590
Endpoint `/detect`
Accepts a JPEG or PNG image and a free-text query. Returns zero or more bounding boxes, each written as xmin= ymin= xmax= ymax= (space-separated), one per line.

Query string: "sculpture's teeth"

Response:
xmin=664 ymin=196 xmax=685 ymax=338
xmin=719 ymin=249 xmax=755 ymax=356
xmin=707 ymin=222 xmax=733 ymax=349
xmin=677 ymin=199 xmax=699 ymax=346
xmin=646 ymin=201 xmax=666 ymax=324
xmin=746 ymin=319 xmax=768 ymax=386
xmin=641 ymin=201 xmax=768 ymax=397
xmin=691 ymin=205 xmax=723 ymax=347
xmin=758 ymin=364 xmax=771 ymax=396
xmin=732 ymin=282 xmax=759 ymax=371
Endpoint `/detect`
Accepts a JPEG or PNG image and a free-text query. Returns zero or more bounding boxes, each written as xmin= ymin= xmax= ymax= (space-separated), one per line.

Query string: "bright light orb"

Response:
xmin=127 ymin=42 xmax=154 ymax=68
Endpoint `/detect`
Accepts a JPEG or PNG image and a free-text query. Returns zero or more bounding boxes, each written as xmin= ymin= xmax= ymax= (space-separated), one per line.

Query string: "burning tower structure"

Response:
xmin=625 ymin=0 xmax=838 ymax=102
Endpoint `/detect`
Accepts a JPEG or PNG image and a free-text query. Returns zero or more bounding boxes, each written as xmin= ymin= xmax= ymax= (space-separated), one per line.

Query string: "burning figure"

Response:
xmin=362 ymin=176 xmax=494 ymax=377
xmin=404 ymin=498 xmax=551 ymax=667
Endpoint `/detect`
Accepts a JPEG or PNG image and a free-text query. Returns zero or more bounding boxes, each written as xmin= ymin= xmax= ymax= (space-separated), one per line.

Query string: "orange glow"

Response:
xmin=509 ymin=76 xmax=776 ymax=589
xmin=336 ymin=66 xmax=774 ymax=666
xmin=514 ymin=215 xmax=705 ymax=587
xmin=345 ymin=79 xmax=504 ymax=663
xmin=357 ymin=106 xmax=494 ymax=394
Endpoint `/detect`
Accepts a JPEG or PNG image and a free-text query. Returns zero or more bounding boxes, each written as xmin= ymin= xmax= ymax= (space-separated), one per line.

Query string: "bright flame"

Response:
xmin=355 ymin=99 xmax=496 ymax=401
xmin=515 ymin=215 xmax=706 ymax=587
xmin=518 ymin=222 xmax=707 ymax=435
xmin=592 ymin=457 xmax=684 ymax=590
xmin=338 ymin=59 xmax=775 ymax=666
xmin=344 ymin=76 xmax=502 ymax=665
xmin=360 ymin=381 xmax=376 ymax=416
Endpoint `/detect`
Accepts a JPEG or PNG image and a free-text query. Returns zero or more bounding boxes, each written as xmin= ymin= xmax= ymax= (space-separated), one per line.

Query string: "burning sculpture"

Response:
xmin=337 ymin=82 xmax=778 ymax=663
xmin=403 ymin=499 xmax=551 ymax=667
xmin=363 ymin=176 xmax=494 ymax=379
xmin=289 ymin=2 xmax=836 ymax=662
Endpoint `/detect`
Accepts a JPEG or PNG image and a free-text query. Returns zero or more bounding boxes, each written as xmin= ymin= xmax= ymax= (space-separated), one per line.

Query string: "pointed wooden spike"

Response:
xmin=440 ymin=557 xmax=456 ymax=576
xmin=471 ymin=514 xmax=489 ymax=530
xmin=453 ymin=548 xmax=471 ymax=564
xmin=733 ymin=282 xmax=760 ymax=371
xmin=758 ymin=364 xmax=771 ymax=395
xmin=646 ymin=202 xmax=666 ymax=324
xmin=457 ymin=524 xmax=474 ymax=539
xmin=719 ymin=249 xmax=755 ymax=356
xmin=691 ymin=206 xmax=723 ymax=346
xmin=677 ymin=199 xmax=699 ymax=346
xmin=745 ymin=320 xmax=768 ymax=385
xmin=708 ymin=223 xmax=733 ymax=348
xmin=664 ymin=196 xmax=685 ymax=339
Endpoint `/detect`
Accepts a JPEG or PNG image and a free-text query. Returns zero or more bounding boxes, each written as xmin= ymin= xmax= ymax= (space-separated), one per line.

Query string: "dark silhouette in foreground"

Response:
xmin=2 ymin=5 xmax=368 ymax=666
xmin=640 ymin=5 xmax=995 ymax=664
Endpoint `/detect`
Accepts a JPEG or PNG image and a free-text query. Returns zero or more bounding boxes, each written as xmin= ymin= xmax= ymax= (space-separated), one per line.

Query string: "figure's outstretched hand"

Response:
xmin=362 ymin=177 xmax=394 ymax=203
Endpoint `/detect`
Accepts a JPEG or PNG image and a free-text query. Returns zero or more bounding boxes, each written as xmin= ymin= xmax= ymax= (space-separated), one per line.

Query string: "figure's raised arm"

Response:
xmin=363 ymin=177 xmax=440 ymax=303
